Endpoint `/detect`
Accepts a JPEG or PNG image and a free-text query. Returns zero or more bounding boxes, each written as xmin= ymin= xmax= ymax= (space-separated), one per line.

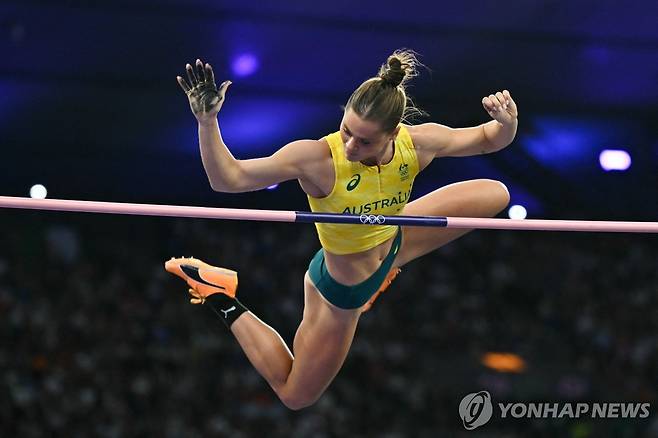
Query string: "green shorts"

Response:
xmin=308 ymin=227 xmax=402 ymax=309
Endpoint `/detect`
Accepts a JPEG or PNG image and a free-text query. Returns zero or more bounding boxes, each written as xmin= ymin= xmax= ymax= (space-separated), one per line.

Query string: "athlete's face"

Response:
xmin=340 ymin=108 xmax=398 ymax=164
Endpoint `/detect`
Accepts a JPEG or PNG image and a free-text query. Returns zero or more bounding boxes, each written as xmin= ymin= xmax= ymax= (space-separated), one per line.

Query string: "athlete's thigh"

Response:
xmin=394 ymin=179 xmax=509 ymax=267
xmin=285 ymin=272 xmax=361 ymax=400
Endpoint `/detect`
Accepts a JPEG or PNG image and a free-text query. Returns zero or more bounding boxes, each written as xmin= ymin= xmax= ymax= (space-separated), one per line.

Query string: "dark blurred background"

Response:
xmin=1 ymin=0 xmax=657 ymax=436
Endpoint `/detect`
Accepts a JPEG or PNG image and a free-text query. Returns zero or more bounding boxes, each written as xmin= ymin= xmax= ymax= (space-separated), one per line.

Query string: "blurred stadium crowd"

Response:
xmin=1 ymin=211 xmax=657 ymax=437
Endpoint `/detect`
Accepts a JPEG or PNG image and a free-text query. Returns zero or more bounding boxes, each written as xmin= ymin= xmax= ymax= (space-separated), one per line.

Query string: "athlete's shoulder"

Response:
xmin=398 ymin=124 xmax=417 ymax=142
xmin=282 ymin=138 xmax=330 ymax=160
xmin=281 ymin=138 xmax=333 ymax=181
xmin=308 ymin=138 xmax=332 ymax=160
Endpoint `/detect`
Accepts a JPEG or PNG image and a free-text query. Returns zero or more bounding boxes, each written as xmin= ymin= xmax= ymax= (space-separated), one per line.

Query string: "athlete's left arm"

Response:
xmin=408 ymin=90 xmax=518 ymax=159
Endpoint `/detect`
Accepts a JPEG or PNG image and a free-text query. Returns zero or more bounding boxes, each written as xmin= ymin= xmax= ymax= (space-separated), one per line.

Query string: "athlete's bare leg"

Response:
xmin=229 ymin=272 xmax=360 ymax=410
xmin=394 ymin=178 xmax=510 ymax=267
xmin=229 ymin=178 xmax=508 ymax=410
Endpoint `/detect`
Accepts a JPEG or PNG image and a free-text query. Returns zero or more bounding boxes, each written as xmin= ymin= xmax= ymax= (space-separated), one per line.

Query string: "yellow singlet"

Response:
xmin=307 ymin=125 xmax=419 ymax=255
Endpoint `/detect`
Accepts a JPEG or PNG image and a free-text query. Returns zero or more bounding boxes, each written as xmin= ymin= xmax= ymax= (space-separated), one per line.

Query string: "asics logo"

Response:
xmin=346 ymin=174 xmax=361 ymax=191
xmin=221 ymin=306 xmax=236 ymax=318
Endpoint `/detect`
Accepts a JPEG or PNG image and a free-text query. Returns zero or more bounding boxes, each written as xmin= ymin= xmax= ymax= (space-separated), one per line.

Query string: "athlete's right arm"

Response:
xmin=199 ymin=121 xmax=316 ymax=193
xmin=178 ymin=59 xmax=315 ymax=193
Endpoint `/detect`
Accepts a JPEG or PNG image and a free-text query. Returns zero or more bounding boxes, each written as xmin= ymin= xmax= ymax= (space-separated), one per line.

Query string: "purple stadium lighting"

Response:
xmin=231 ymin=53 xmax=259 ymax=77
xmin=267 ymin=184 xmax=279 ymax=190
xmin=599 ymin=149 xmax=631 ymax=171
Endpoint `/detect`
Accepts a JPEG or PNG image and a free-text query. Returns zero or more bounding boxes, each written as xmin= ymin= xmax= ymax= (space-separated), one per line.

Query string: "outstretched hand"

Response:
xmin=482 ymin=90 xmax=518 ymax=125
xmin=177 ymin=59 xmax=231 ymax=123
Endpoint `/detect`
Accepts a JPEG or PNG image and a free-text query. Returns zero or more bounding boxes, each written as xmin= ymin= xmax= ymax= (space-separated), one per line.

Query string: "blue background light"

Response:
xmin=0 ymin=1 xmax=655 ymax=219
xmin=231 ymin=53 xmax=260 ymax=77
xmin=521 ymin=117 xmax=612 ymax=171
xmin=599 ymin=149 xmax=631 ymax=171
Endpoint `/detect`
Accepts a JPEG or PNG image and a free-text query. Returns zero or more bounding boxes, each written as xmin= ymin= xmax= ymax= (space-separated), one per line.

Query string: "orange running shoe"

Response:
xmin=362 ymin=268 xmax=401 ymax=312
xmin=164 ymin=257 xmax=238 ymax=303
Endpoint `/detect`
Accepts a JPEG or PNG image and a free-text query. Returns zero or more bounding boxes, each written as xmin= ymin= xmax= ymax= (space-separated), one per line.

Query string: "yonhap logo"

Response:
xmin=459 ymin=391 xmax=493 ymax=430
xmin=458 ymin=390 xmax=650 ymax=430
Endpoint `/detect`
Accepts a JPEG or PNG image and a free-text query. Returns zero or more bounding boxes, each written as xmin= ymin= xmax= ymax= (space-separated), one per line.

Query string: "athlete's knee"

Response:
xmin=480 ymin=179 xmax=510 ymax=212
xmin=494 ymin=180 xmax=511 ymax=209
xmin=278 ymin=390 xmax=321 ymax=411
